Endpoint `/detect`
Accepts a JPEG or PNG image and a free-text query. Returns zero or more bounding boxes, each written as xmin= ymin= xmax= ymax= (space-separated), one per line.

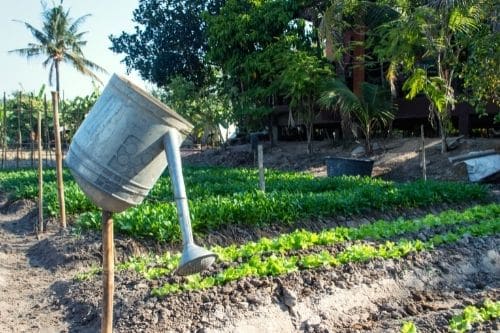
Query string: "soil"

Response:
xmin=0 ymin=137 xmax=499 ymax=332
xmin=183 ymin=137 xmax=500 ymax=182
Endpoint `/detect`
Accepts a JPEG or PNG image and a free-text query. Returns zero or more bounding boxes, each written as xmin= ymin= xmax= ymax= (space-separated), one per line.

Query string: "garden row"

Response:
xmin=0 ymin=167 xmax=490 ymax=243
xmin=401 ymin=298 xmax=500 ymax=333
xmin=79 ymin=204 xmax=498 ymax=295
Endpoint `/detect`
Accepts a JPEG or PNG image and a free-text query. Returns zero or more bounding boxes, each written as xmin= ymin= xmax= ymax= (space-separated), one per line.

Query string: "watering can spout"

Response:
xmin=163 ymin=129 xmax=217 ymax=275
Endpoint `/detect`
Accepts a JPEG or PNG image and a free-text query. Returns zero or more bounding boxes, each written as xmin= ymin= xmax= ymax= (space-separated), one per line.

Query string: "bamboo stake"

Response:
xmin=258 ymin=144 xmax=265 ymax=192
xmin=30 ymin=93 xmax=34 ymax=168
xmin=43 ymin=95 xmax=50 ymax=166
xmin=101 ymin=211 xmax=114 ymax=333
xmin=37 ymin=105 xmax=44 ymax=233
xmin=16 ymin=92 xmax=21 ymax=168
xmin=421 ymin=125 xmax=427 ymax=181
xmin=1 ymin=92 xmax=6 ymax=169
xmin=51 ymin=91 xmax=66 ymax=229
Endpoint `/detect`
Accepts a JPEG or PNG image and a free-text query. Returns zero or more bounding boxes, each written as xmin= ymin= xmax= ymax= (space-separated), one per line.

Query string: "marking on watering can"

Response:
xmin=107 ymin=135 xmax=161 ymax=180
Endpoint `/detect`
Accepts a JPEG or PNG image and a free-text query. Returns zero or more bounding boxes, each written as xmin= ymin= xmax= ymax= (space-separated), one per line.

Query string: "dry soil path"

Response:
xmin=0 ymin=195 xmax=68 ymax=333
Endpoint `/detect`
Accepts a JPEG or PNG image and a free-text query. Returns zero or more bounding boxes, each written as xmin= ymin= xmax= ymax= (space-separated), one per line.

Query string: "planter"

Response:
xmin=325 ymin=157 xmax=374 ymax=177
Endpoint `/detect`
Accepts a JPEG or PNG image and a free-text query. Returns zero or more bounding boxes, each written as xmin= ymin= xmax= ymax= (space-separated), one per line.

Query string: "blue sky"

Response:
xmin=1 ymin=0 xmax=148 ymax=99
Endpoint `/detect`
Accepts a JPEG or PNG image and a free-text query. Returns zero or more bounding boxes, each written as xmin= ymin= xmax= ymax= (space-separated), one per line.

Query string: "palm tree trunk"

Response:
xmin=52 ymin=61 xmax=66 ymax=229
xmin=55 ymin=59 xmax=61 ymax=95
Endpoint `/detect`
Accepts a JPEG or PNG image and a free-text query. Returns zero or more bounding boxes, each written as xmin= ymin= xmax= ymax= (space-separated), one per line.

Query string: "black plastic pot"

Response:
xmin=325 ymin=157 xmax=374 ymax=177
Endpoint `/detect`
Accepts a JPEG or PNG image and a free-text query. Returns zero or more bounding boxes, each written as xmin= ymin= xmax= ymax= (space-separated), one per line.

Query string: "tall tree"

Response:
xmin=110 ymin=0 xmax=224 ymax=87
xmin=10 ymin=1 xmax=107 ymax=93
xmin=205 ymin=0 xmax=311 ymax=131
xmin=375 ymin=0 xmax=486 ymax=153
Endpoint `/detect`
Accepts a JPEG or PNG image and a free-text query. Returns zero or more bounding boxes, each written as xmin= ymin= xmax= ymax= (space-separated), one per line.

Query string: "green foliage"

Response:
xmin=449 ymin=299 xmax=500 ymax=333
xmin=279 ymin=50 xmax=333 ymax=153
xmin=2 ymin=91 xmax=47 ymax=147
xmin=153 ymin=74 xmax=231 ymax=145
xmin=374 ymin=1 xmax=489 ymax=152
xmin=319 ymin=80 xmax=394 ymax=154
xmin=60 ymin=88 xmax=100 ymax=140
xmin=78 ymin=203 xmax=498 ymax=283
xmin=151 ymin=211 xmax=499 ymax=296
xmin=0 ymin=167 xmax=489 ymax=243
xmin=459 ymin=27 xmax=500 ymax=116
xmin=205 ymin=0 xmax=312 ymax=131
xmin=10 ymin=1 xmax=106 ymax=91
xmin=400 ymin=321 xmax=418 ymax=333
xmin=110 ymin=0 xmax=223 ymax=87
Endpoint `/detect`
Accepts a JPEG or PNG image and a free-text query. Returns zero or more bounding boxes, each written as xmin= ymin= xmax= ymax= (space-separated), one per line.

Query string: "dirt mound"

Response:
xmin=58 ymin=235 xmax=499 ymax=332
xmin=183 ymin=137 xmax=500 ymax=182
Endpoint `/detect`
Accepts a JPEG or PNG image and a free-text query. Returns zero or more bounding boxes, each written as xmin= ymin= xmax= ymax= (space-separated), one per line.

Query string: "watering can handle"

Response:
xmin=163 ymin=128 xmax=194 ymax=246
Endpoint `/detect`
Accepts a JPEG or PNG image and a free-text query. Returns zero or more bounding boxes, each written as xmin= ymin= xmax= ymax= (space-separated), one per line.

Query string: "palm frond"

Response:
xmin=8 ymin=46 xmax=43 ymax=58
xmin=448 ymin=5 xmax=480 ymax=33
xmin=403 ymin=68 xmax=428 ymax=99
xmin=318 ymin=79 xmax=362 ymax=116
xmin=12 ymin=20 xmax=49 ymax=45
xmin=12 ymin=1 xmax=106 ymax=90
xmin=68 ymin=14 xmax=91 ymax=34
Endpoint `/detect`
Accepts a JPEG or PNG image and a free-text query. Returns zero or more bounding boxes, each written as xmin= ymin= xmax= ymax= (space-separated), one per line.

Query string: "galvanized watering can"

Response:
xmin=65 ymin=74 xmax=216 ymax=275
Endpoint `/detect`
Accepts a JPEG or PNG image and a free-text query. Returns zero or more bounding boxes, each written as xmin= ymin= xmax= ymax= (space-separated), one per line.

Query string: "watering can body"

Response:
xmin=65 ymin=74 xmax=193 ymax=213
xmin=66 ymin=74 xmax=216 ymax=275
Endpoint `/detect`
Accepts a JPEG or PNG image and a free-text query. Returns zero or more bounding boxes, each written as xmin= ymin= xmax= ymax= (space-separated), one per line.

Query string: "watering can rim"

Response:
xmin=110 ymin=73 xmax=194 ymax=132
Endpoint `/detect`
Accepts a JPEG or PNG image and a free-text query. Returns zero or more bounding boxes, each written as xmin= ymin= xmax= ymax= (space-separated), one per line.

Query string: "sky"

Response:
xmin=0 ymin=0 xmax=149 ymax=99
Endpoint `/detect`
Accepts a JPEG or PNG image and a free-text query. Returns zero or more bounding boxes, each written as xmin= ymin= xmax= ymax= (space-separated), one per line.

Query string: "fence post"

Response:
xmin=1 ymin=92 xmax=6 ymax=169
xmin=258 ymin=144 xmax=265 ymax=192
xmin=44 ymin=94 xmax=51 ymax=166
xmin=16 ymin=92 xmax=22 ymax=168
xmin=30 ymin=93 xmax=34 ymax=168
xmin=37 ymin=102 xmax=44 ymax=233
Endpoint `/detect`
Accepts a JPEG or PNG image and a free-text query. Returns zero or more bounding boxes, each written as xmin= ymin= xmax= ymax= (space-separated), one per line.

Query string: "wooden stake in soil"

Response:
xmin=101 ymin=211 xmax=114 ymax=333
xmin=51 ymin=91 xmax=66 ymax=229
xmin=44 ymin=94 xmax=51 ymax=166
xmin=258 ymin=144 xmax=265 ymax=192
xmin=421 ymin=125 xmax=427 ymax=181
xmin=30 ymin=93 xmax=34 ymax=168
xmin=1 ymin=92 xmax=6 ymax=169
xmin=37 ymin=105 xmax=44 ymax=233
xmin=16 ymin=92 xmax=21 ymax=168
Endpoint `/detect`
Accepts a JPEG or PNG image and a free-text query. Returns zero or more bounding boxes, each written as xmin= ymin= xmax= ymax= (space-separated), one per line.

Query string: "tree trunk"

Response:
xmin=307 ymin=122 xmax=313 ymax=155
xmin=364 ymin=126 xmax=372 ymax=155
xmin=51 ymin=91 xmax=66 ymax=229
xmin=352 ymin=25 xmax=365 ymax=98
xmin=438 ymin=114 xmax=448 ymax=154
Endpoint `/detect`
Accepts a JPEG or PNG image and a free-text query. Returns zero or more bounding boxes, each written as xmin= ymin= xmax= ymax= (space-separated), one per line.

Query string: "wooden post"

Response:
xmin=1 ymin=92 xmax=6 ymax=169
xmin=258 ymin=144 xmax=265 ymax=192
xmin=51 ymin=91 xmax=66 ymax=229
xmin=102 ymin=211 xmax=114 ymax=333
xmin=43 ymin=95 xmax=50 ymax=166
xmin=16 ymin=92 xmax=21 ymax=168
xmin=421 ymin=125 xmax=427 ymax=181
xmin=30 ymin=93 xmax=34 ymax=168
xmin=37 ymin=105 xmax=44 ymax=233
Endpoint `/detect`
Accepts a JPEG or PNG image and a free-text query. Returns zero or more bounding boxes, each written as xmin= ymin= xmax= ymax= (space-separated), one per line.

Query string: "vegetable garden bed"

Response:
xmin=0 ymin=166 xmax=497 ymax=332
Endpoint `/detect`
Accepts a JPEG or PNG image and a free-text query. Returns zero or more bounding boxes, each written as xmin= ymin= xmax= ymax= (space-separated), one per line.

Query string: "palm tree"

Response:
xmin=10 ymin=1 xmax=107 ymax=94
xmin=319 ymin=80 xmax=394 ymax=155
xmin=9 ymin=1 xmax=107 ymax=230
